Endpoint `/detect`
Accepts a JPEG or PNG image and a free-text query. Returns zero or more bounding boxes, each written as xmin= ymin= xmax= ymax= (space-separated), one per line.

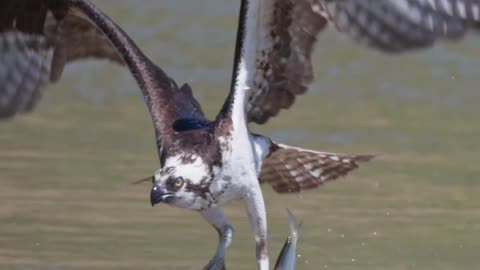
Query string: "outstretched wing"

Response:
xmin=246 ymin=0 xmax=329 ymax=124
xmin=328 ymin=0 xmax=480 ymax=53
xmin=247 ymin=0 xmax=480 ymax=124
xmin=0 ymin=0 xmax=123 ymax=119
xmin=259 ymin=141 xmax=373 ymax=193
xmin=66 ymin=0 xmax=209 ymax=159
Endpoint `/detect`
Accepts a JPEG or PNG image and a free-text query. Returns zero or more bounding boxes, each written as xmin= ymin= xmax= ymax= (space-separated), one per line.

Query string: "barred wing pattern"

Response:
xmin=0 ymin=31 xmax=53 ymax=117
xmin=329 ymin=0 xmax=480 ymax=52
xmin=5 ymin=0 xmax=480 ymax=121
xmin=259 ymin=142 xmax=373 ymax=193
xmin=246 ymin=0 xmax=329 ymax=124
xmin=247 ymin=0 xmax=480 ymax=124
xmin=0 ymin=0 xmax=122 ymax=119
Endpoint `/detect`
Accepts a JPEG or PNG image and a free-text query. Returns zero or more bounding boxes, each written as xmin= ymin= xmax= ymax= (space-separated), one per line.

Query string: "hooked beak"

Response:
xmin=150 ymin=185 xmax=174 ymax=206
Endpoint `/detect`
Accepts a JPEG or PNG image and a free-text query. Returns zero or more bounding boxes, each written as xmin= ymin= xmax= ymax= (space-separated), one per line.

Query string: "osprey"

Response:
xmin=2 ymin=0 xmax=480 ymax=269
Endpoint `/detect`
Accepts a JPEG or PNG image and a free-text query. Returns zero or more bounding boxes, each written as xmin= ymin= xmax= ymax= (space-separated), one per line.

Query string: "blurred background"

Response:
xmin=2 ymin=0 xmax=480 ymax=269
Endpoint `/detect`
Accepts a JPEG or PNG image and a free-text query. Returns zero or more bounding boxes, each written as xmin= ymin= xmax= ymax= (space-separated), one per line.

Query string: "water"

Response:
xmin=2 ymin=1 xmax=480 ymax=269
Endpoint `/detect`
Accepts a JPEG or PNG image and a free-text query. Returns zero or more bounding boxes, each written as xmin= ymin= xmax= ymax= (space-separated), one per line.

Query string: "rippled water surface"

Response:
xmin=2 ymin=1 xmax=480 ymax=269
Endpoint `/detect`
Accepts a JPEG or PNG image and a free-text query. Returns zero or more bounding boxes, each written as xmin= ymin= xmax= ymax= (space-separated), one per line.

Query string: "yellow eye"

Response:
xmin=174 ymin=177 xmax=184 ymax=188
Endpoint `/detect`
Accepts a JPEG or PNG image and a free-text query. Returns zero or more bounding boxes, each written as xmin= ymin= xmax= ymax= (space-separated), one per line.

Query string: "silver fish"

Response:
xmin=274 ymin=209 xmax=301 ymax=270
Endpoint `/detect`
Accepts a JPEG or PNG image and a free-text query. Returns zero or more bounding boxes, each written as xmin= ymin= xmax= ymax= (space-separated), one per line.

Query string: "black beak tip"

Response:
xmin=150 ymin=186 xmax=174 ymax=206
xmin=150 ymin=186 xmax=163 ymax=207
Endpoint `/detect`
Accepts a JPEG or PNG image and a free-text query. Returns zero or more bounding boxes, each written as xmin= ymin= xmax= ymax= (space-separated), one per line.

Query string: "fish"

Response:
xmin=274 ymin=209 xmax=302 ymax=270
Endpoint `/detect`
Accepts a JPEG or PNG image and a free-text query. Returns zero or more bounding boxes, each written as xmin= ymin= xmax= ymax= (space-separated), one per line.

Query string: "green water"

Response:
xmin=2 ymin=1 xmax=480 ymax=269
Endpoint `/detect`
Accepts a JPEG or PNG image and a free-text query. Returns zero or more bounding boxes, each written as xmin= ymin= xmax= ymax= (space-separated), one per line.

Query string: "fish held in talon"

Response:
xmin=274 ymin=209 xmax=302 ymax=270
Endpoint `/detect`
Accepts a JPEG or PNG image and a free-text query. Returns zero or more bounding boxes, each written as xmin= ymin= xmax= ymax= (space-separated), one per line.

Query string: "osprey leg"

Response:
xmin=200 ymin=207 xmax=233 ymax=270
xmin=245 ymin=186 xmax=269 ymax=270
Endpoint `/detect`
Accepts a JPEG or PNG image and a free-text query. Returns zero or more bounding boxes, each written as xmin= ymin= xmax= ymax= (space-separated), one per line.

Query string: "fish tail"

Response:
xmin=286 ymin=208 xmax=301 ymax=240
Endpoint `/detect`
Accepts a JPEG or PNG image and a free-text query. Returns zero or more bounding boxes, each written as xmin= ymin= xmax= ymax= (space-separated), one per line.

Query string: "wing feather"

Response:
xmin=259 ymin=141 xmax=373 ymax=193
xmin=0 ymin=0 xmax=122 ymax=119
xmin=247 ymin=0 xmax=480 ymax=124
xmin=247 ymin=0 xmax=329 ymax=124
xmin=328 ymin=0 xmax=480 ymax=53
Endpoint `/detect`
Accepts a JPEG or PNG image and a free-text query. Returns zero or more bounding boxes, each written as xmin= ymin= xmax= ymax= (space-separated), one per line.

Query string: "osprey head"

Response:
xmin=149 ymin=154 xmax=213 ymax=210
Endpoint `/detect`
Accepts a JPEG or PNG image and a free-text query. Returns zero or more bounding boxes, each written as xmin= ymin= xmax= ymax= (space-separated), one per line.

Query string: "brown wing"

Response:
xmin=0 ymin=0 xmax=122 ymax=119
xmin=259 ymin=142 xmax=373 ymax=193
xmin=247 ymin=0 xmax=480 ymax=125
xmin=327 ymin=0 xmax=480 ymax=53
xmin=246 ymin=0 xmax=329 ymax=124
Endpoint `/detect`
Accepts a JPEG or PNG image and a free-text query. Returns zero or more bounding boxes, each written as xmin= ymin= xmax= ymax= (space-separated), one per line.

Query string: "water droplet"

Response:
xmin=386 ymin=212 xmax=390 ymax=216
xmin=361 ymin=242 xmax=366 ymax=246
xmin=305 ymin=260 xmax=310 ymax=264
xmin=327 ymin=228 xmax=332 ymax=232
xmin=373 ymin=232 xmax=377 ymax=236
xmin=341 ymin=234 xmax=345 ymax=238
xmin=297 ymin=254 xmax=302 ymax=258
xmin=323 ymin=265 xmax=328 ymax=268
xmin=352 ymin=258 xmax=355 ymax=262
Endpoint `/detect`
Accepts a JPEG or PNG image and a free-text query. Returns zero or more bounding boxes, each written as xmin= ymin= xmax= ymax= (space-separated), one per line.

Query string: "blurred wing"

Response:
xmin=247 ymin=0 xmax=480 ymax=124
xmin=0 ymin=0 xmax=122 ymax=119
xmin=327 ymin=0 xmax=480 ymax=53
xmin=246 ymin=0 xmax=329 ymax=124
xmin=259 ymin=141 xmax=373 ymax=193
